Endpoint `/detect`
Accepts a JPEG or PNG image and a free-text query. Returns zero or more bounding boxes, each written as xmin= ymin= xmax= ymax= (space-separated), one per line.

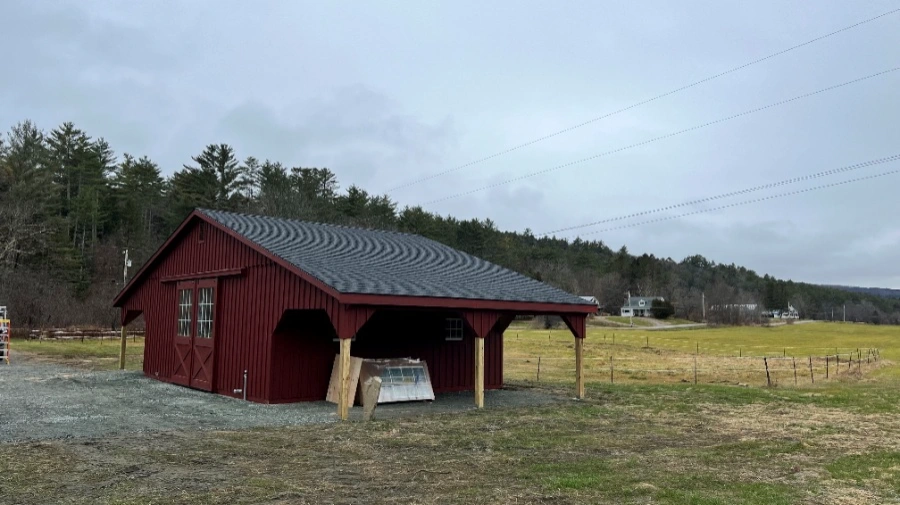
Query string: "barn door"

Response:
xmin=172 ymin=282 xmax=195 ymax=386
xmin=190 ymin=279 xmax=217 ymax=391
xmin=171 ymin=279 xmax=217 ymax=391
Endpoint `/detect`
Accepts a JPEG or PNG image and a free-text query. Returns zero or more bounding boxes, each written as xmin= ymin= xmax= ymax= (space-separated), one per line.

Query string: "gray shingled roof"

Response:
xmin=623 ymin=296 xmax=663 ymax=308
xmin=200 ymin=209 xmax=590 ymax=306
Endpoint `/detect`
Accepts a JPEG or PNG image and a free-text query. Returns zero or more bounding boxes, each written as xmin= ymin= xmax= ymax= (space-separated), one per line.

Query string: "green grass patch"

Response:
xmin=827 ymin=451 xmax=900 ymax=493
xmin=10 ymin=337 xmax=145 ymax=371
xmin=606 ymin=316 xmax=655 ymax=327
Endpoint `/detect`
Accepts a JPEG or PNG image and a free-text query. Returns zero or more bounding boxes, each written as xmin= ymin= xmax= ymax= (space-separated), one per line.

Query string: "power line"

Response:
xmin=423 ymin=66 xmax=900 ymax=205
xmin=566 ymin=167 xmax=900 ymax=239
xmin=540 ymin=154 xmax=900 ymax=236
xmin=385 ymin=8 xmax=900 ymax=193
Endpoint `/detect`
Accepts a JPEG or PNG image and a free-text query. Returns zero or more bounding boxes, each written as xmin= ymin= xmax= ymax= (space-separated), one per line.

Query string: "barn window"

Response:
xmin=445 ymin=317 xmax=464 ymax=341
xmin=196 ymin=287 xmax=214 ymax=338
xmin=177 ymin=289 xmax=193 ymax=337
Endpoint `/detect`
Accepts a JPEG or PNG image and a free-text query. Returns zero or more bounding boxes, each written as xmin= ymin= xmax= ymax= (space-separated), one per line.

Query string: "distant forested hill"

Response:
xmin=2 ymin=119 xmax=899 ymax=327
xmin=824 ymin=286 xmax=900 ymax=299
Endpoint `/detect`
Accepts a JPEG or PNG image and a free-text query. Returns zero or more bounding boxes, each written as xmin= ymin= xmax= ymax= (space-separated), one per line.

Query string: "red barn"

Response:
xmin=113 ymin=209 xmax=594 ymax=418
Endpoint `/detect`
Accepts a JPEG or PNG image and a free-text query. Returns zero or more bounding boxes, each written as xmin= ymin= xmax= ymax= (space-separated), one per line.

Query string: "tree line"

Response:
xmin=1 ymin=120 xmax=898 ymax=328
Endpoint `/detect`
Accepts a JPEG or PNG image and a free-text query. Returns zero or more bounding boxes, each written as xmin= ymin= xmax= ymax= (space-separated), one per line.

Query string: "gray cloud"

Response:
xmin=2 ymin=0 xmax=898 ymax=287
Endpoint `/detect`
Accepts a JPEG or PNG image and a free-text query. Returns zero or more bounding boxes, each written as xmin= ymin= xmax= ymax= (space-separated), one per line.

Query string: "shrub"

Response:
xmin=650 ymin=299 xmax=675 ymax=319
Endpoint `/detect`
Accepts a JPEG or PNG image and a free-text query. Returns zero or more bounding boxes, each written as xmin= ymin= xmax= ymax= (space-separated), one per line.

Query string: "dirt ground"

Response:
xmin=0 ymin=353 xmax=557 ymax=443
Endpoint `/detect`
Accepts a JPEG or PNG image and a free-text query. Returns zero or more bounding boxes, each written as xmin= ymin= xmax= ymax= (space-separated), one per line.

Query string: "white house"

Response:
xmin=621 ymin=296 xmax=664 ymax=317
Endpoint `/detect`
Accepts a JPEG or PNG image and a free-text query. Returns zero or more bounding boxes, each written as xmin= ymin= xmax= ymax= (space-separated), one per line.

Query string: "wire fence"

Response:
xmin=506 ymin=330 xmax=883 ymax=387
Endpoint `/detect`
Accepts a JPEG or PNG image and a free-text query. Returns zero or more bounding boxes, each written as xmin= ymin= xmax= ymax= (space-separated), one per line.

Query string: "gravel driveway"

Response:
xmin=1 ymin=355 xmax=556 ymax=442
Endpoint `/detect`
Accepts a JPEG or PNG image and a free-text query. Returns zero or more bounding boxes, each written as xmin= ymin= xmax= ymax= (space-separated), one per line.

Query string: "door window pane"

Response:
xmin=177 ymin=289 xmax=192 ymax=337
xmin=197 ymin=287 xmax=214 ymax=338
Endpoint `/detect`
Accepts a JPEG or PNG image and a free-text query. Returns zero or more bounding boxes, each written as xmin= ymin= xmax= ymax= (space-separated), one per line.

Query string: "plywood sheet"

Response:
xmin=326 ymin=354 xmax=362 ymax=408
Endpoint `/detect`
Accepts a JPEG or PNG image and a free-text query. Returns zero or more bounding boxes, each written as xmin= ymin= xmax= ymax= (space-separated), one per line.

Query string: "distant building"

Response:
xmin=709 ymin=303 xmax=759 ymax=312
xmin=621 ymin=296 xmax=664 ymax=317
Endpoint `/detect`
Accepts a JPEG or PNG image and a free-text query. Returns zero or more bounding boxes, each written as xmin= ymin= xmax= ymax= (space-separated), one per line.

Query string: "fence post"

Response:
xmin=792 ymin=357 xmax=797 ymax=385
xmin=764 ymin=357 xmax=771 ymax=387
xmin=646 ymin=335 xmax=649 ymax=348
xmin=694 ymin=354 xmax=698 ymax=385
xmin=826 ymin=355 xmax=829 ymax=379
xmin=537 ymin=356 xmax=541 ymax=382
xmin=848 ymin=354 xmax=852 ymax=371
xmin=610 ymin=356 xmax=614 ymax=384
xmin=809 ymin=356 xmax=814 ymax=384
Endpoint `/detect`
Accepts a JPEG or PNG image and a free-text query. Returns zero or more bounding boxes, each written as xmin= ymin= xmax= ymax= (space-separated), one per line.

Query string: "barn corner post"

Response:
xmin=561 ymin=314 xmax=587 ymax=400
xmin=118 ymin=309 xmax=127 ymax=371
xmin=475 ymin=334 xmax=485 ymax=408
xmin=461 ymin=311 xmax=504 ymax=409
xmin=331 ymin=305 xmax=375 ymax=421
xmin=339 ymin=336 xmax=352 ymax=421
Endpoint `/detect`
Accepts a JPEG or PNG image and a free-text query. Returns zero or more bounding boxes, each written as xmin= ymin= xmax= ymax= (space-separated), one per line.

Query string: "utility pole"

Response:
xmin=123 ymin=249 xmax=132 ymax=287
xmin=702 ymin=292 xmax=706 ymax=321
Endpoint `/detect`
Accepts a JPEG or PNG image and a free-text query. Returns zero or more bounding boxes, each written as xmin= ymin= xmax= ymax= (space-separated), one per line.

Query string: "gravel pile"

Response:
xmin=1 ymin=358 xmax=557 ymax=442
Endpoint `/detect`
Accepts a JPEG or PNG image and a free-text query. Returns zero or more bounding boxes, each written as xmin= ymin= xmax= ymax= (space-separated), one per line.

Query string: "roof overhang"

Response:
xmin=113 ymin=209 xmax=343 ymax=307
xmin=340 ymin=292 xmax=597 ymax=315
xmin=113 ymin=209 xmax=597 ymax=316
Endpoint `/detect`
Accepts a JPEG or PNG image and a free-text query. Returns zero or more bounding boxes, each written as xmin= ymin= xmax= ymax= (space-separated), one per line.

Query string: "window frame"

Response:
xmin=176 ymin=285 xmax=194 ymax=338
xmin=444 ymin=317 xmax=464 ymax=341
xmin=196 ymin=285 xmax=215 ymax=339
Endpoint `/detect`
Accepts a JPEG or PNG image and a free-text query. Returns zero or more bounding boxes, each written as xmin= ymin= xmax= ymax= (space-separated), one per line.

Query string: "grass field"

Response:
xmin=602 ymin=315 xmax=656 ymax=326
xmin=4 ymin=322 xmax=900 ymax=503
xmin=10 ymin=336 xmax=145 ymax=370
xmin=506 ymin=322 xmax=895 ymax=386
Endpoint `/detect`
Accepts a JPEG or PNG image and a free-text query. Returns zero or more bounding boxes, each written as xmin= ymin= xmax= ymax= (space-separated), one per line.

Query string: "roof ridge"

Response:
xmin=198 ymin=208 xmax=426 ymax=240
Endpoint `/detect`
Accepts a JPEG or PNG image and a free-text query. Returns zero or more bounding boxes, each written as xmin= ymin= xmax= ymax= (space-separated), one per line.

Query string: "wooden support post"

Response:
xmin=118 ymin=325 xmax=127 ymax=370
xmin=339 ymin=337 xmax=352 ymax=421
xmin=826 ymin=355 xmax=829 ymax=379
xmin=694 ymin=354 xmax=698 ymax=385
xmin=809 ymin=356 xmax=814 ymax=383
xmin=764 ymin=357 xmax=771 ymax=387
xmin=575 ymin=337 xmax=585 ymax=399
xmin=792 ymin=357 xmax=797 ymax=385
xmin=537 ymin=356 xmax=541 ymax=382
xmin=610 ymin=355 xmax=614 ymax=384
xmin=475 ymin=336 xmax=485 ymax=408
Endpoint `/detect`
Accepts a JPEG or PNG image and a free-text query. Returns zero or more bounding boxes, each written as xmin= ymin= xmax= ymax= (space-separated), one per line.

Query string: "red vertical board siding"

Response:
xmin=116 ymin=217 xmax=554 ymax=403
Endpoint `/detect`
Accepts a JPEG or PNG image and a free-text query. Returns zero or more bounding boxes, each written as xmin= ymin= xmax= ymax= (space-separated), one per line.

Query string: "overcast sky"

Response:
xmin=3 ymin=1 xmax=899 ymax=288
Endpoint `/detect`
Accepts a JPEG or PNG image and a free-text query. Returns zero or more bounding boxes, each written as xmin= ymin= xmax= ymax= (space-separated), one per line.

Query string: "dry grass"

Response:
xmin=10 ymin=337 xmax=146 ymax=371
xmin=4 ymin=322 xmax=900 ymax=503
xmin=505 ymin=322 xmax=893 ymax=386
xmin=5 ymin=381 xmax=900 ymax=504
